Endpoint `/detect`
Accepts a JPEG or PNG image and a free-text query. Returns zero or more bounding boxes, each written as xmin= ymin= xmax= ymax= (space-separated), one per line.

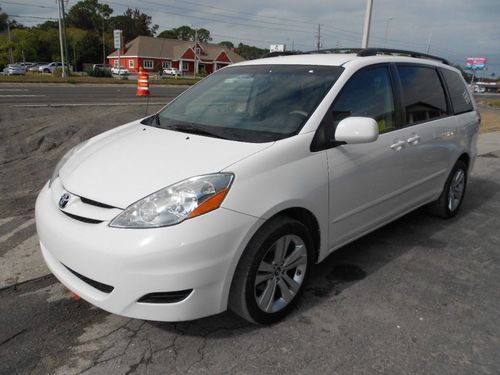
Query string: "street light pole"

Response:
xmin=384 ymin=17 xmax=393 ymax=48
xmin=194 ymin=27 xmax=198 ymax=77
xmin=57 ymin=0 xmax=67 ymax=77
xmin=361 ymin=0 xmax=373 ymax=48
xmin=60 ymin=0 xmax=69 ymax=76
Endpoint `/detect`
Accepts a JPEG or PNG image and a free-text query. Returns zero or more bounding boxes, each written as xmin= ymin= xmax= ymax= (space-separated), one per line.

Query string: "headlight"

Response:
xmin=109 ymin=173 xmax=234 ymax=228
xmin=49 ymin=141 xmax=88 ymax=187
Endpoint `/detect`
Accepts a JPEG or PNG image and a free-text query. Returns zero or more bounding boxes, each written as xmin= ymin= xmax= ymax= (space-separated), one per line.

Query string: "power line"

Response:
xmin=107 ymin=0 xmax=318 ymax=37
xmin=6 ymin=14 xmax=57 ymax=20
xmin=0 ymin=1 xmax=57 ymax=9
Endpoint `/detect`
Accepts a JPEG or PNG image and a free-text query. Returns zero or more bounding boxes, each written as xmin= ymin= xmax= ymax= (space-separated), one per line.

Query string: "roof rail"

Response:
xmin=357 ymin=48 xmax=449 ymax=65
xmin=260 ymin=48 xmax=449 ymax=65
xmin=308 ymin=48 xmax=364 ymax=55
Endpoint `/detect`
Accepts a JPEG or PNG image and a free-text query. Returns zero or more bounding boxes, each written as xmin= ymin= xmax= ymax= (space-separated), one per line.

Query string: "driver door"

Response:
xmin=324 ymin=65 xmax=413 ymax=249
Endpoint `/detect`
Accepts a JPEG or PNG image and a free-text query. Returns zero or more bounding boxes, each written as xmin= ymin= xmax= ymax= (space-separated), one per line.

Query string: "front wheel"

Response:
xmin=427 ymin=160 xmax=468 ymax=218
xmin=229 ymin=216 xmax=313 ymax=324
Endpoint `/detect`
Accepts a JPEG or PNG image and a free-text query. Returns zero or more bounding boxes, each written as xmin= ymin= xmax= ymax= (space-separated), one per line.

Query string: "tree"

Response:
xmin=66 ymin=0 xmax=113 ymax=33
xmin=157 ymin=25 xmax=212 ymax=42
xmin=219 ymin=41 xmax=234 ymax=49
xmin=0 ymin=7 xmax=9 ymax=33
xmin=158 ymin=29 xmax=177 ymax=39
xmin=236 ymin=43 xmax=268 ymax=60
xmin=38 ymin=20 xmax=59 ymax=30
xmin=109 ymin=8 xmax=158 ymax=42
xmin=196 ymin=28 xmax=211 ymax=43
xmin=174 ymin=25 xmax=193 ymax=41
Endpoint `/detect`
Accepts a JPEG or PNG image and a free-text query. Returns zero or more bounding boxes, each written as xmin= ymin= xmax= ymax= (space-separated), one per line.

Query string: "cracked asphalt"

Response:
xmin=1 ymin=96 xmax=500 ymax=374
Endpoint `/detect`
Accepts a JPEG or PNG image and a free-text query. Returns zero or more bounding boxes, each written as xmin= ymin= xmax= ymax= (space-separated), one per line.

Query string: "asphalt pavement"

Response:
xmin=0 ymin=83 xmax=188 ymax=106
xmin=0 ymin=100 xmax=499 ymax=374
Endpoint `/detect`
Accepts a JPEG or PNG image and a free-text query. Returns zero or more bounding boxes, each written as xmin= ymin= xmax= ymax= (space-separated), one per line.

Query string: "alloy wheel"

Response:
xmin=448 ymin=168 xmax=465 ymax=212
xmin=254 ymin=234 xmax=307 ymax=313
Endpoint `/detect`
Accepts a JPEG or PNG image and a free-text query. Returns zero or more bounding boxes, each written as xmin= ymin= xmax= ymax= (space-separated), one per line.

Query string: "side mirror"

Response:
xmin=334 ymin=117 xmax=379 ymax=144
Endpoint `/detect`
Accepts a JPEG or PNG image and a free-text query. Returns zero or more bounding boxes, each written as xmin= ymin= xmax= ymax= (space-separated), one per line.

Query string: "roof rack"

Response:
xmin=309 ymin=48 xmax=364 ymax=55
xmin=356 ymin=48 xmax=449 ymax=65
xmin=260 ymin=47 xmax=449 ymax=65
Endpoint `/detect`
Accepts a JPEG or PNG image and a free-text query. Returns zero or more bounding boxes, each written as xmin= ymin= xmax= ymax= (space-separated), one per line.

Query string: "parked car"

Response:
xmin=19 ymin=62 xmax=36 ymax=69
xmin=5 ymin=64 xmax=26 ymax=75
xmin=163 ymin=67 xmax=182 ymax=76
xmin=471 ymin=85 xmax=485 ymax=93
xmin=92 ymin=63 xmax=111 ymax=71
xmin=111 ymin=66 xmax=129 ymax=75
xmin=39 ymin=62 xmax=72 ymax=73
xmin=36 ymin=49 xmax=479 ymax=324
xmin=28 ymin=63 xmax=47 ymax=73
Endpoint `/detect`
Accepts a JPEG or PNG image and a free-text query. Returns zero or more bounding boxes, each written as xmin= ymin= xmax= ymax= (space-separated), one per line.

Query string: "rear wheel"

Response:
xmin=427 ymin=160 xmax=468 ymax=218
xmin=229 ymin=216 xmax=313 ymax=324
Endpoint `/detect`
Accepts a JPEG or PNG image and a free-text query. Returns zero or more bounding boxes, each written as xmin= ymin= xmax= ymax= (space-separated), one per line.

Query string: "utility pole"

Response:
xmin=316 ymin=24 xmax=321 ymax=51
xmin=102 ymin=19 xmax=106 ymax=66
xmin=361 ymin=0 xmax=373 ymax=48
xmin=7 ymin=17 xmax=14 ymax=64
xmin=57 ymin=0 xmax=67 ymax=77
xmin=60 ymin=0 xmax=69 ymax=75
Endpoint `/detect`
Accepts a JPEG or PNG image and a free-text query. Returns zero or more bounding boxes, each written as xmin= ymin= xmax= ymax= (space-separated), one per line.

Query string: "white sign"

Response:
xmin=113 ymin=30 xmax=122 ymax=49
xmin=270 ymin=44 xmax=285 ymax=53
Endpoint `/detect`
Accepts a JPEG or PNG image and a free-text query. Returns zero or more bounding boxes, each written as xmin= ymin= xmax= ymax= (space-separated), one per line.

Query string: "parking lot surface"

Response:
xmin=0 ymin=101 xmax=499 ymax=374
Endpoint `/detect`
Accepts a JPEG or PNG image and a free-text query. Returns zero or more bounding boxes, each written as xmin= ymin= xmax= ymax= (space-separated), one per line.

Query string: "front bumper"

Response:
xmin=35 ymin=182 xmax=260 ymax=321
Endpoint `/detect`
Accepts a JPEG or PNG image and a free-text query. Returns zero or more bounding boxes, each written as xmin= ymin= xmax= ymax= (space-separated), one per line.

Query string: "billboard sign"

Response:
xmin=270 ymin=44 xmax=285 ymax=53
xmin=466 ymin=57 xmax=487 ymax=70
xmin=113 ymin=30 xmax=122 ymax=49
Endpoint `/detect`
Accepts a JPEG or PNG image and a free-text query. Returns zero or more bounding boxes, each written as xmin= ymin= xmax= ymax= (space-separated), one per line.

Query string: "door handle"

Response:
xmin=390 ymin=140 xmax=406 ymax=151
xmin=407 ymin=135 xmax=421 ymax=145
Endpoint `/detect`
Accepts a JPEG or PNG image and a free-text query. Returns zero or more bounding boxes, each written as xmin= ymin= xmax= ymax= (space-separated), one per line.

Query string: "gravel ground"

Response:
xmin=0 ymin=105 xmax=163 ymax=219
xmin=0 ymin=105 xmax=499 ymax=374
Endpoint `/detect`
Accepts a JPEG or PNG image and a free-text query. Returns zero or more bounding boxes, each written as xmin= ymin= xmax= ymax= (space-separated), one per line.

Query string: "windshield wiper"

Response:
xmin=164 ymin=124 xmax=227 ymax=139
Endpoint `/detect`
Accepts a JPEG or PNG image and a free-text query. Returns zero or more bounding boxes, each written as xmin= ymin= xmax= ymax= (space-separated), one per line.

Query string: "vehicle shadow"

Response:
xmin=150 ymin=175 xmax=499 ymax=337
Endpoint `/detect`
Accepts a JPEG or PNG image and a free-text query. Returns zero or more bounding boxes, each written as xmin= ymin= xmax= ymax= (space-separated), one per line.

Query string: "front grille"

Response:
xmin=80 ymin=197 xmax=116 ymax=209
xmin=64 ymin=265 xmax=114 ymax=293
xmin=138 ymin=290 xmax=193 ymax=304
xmin=61 ymin=211 xmax=103 ymax=224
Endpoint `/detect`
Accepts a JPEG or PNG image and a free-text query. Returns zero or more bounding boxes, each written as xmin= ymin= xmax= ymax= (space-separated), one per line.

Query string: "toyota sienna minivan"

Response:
xmin=36 ymin=48 xmax=480 ymax=324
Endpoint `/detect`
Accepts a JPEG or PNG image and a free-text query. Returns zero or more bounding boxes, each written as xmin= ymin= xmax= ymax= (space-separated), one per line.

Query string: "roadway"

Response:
xmin=0 ymin=83 xmax=188 ymax=106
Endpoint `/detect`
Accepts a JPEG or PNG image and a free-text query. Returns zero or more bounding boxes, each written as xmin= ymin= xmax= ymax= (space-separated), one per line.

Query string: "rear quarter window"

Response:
xmin=397 ymin=65 xmax=448 ymax=125
xmin=441 ymin=68 xmax=473 ymax=114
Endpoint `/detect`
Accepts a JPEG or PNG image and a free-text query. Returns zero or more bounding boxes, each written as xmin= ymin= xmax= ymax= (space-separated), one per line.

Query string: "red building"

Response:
xmin=107 ymin=36 xmax=245 ymax=74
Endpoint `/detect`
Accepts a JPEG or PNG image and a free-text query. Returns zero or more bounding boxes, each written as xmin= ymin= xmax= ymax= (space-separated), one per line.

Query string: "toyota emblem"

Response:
xmin=59 ymin=193 xmax=71 ymax=209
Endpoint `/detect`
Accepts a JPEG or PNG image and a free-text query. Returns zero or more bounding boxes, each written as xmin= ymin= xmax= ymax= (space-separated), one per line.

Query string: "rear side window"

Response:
xmin=330 ymin=66 xmax=396 ymax=134
xmin=397 ymin=66 xmax=447 ymax=125
xmin=441 ymin=69 xmax=473 ymax=114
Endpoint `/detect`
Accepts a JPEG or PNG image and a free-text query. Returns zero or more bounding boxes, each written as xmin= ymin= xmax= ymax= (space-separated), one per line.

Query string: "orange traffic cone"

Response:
xmin=136 ymin=67 xmax=150 ymax=97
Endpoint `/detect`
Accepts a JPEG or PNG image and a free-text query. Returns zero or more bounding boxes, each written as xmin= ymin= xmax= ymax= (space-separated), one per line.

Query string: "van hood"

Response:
xmin=60 ymin=122 xmax=273 ymax=208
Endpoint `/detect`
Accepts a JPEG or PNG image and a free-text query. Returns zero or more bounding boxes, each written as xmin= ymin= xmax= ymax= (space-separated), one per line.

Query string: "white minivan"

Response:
xmin=35 ymin=49 xmax=480 ymax=324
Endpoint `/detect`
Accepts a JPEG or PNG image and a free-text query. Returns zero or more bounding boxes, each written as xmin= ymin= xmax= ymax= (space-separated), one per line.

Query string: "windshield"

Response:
xmin=155 ymin=64 xmax=344 ymax=142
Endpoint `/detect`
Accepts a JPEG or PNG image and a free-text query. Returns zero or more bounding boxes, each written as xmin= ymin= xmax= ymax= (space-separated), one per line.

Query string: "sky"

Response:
xmin=2 ymin=0 xmax=499 ymax=77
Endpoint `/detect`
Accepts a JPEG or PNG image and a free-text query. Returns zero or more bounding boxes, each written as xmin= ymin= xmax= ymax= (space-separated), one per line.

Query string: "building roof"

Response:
xmin=107 ymin=36 xmax=245 ymax=63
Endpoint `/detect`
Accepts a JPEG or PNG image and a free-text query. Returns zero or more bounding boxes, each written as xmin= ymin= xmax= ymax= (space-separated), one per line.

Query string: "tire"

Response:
xmin=44 ymin=69 xmax=50 ymax=73
xmin=229 ymin=216 xmax=313 ymax=324
xmin=427 ymin=160 xmax=468 ymax=218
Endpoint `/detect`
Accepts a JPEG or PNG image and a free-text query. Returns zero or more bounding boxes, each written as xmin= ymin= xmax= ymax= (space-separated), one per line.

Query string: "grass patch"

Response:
xmin=0 ymin=74 xmax=199 ymax=85
xmin=477 ymin=98 xmax=500 ymax=109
